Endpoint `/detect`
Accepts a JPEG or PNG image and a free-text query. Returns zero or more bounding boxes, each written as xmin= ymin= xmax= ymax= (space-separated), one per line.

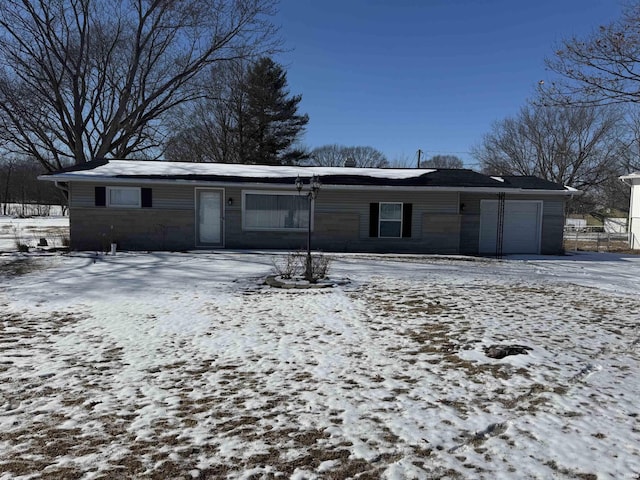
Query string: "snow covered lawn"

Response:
xmin=1 ymin=250 xmax=639 ymax=479
xmin=0 ymin=215 xmax=69 ymax=252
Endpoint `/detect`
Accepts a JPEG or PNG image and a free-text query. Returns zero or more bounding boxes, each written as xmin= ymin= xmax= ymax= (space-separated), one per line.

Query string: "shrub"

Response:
xmin=272 ymin=251 xmax=332 ymax=283
xmin=309 ymin=253 xmax=331 ymax=280
xmin=12 ymin=226 xmax=29 ymax=252
xmin=16 ymin=242 xmax=29 ymax=253
xmin=272 ymin=252 xmax=303 ymax=279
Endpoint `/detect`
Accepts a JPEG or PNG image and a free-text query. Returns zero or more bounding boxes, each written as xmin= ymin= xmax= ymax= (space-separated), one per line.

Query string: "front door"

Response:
xmin=196 ymin=189 xmax=223 ymax=247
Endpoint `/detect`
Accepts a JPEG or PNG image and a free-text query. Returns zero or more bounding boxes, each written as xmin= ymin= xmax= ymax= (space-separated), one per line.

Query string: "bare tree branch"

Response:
xmin=540 ymin=2 xmax=640 ymax=108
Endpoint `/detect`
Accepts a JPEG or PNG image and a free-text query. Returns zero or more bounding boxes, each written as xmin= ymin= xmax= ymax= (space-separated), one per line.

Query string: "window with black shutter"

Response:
xmin=402 ymin=203 xmax=412 ymax=238
xmin=95 ymin=186 xmax=106 ymax=207
xmin=141 ymin=188 xmax=152 ymax=208
xmin=370 ymin=202 xmax=412 ymax=238
xmin=369 ymin=203 xmax=379 ymax=237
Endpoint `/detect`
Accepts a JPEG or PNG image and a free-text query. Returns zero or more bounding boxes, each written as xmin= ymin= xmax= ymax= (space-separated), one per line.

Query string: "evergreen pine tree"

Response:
xmin=242 ymin=58 xmax=309 ymax=165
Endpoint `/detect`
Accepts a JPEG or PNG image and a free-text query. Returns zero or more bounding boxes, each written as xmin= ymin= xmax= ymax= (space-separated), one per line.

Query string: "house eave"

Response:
xmin=620 ymin=173 xmax=640 ymax=185
xmin=38 ymin=173 xmax=577 ymax=195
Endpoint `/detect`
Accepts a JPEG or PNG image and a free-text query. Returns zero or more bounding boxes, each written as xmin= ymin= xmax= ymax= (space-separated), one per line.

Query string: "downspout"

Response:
xmin=54 ymin=181 xmax=69 ymax=194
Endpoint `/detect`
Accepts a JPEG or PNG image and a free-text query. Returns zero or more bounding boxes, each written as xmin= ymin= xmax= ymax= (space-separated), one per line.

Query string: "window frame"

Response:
xmin=378 ymin=202 xmax=403 ymax=238
xmin=242 ymin=190 xmax=313 ymax=232
xmin=106 ymin=186 xmax=141 ymax=208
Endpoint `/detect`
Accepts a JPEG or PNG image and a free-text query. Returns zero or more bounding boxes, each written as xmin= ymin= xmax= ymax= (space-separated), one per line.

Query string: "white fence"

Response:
xmin=563 ymin=228 xmax=630 ymax=251
xmin=1 ymin=203 xmax=67 ymax=217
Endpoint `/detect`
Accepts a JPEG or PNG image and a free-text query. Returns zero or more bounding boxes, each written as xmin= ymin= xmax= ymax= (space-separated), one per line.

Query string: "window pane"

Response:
xmin=245 ymin=194 xmax=309 ymax=229
xmin=380 ymin=203 xmax=401 ymax=220
xmin=380 ymin=221 xmax=401 ymax=237
xmin=109 ymin=188 xmax=139 ymax=206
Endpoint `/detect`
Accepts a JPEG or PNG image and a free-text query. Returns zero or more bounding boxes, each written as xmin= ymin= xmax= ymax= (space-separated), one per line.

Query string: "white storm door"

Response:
xmin=197 ymin=189 xmax=223 ymax=246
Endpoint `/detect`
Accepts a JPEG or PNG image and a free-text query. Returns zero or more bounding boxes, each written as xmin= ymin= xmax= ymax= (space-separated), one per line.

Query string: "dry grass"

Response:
xmin=1 ymin=270 xmax=638 ymax=478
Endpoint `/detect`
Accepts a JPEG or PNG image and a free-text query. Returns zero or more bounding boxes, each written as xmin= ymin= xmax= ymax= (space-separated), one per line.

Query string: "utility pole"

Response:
xmin=417 ymin=149 xmax=422 ymax=168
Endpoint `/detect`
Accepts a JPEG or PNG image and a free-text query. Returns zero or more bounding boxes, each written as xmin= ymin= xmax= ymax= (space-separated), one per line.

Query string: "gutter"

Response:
xmin=39 ymin=174 xmax=579 ymax=196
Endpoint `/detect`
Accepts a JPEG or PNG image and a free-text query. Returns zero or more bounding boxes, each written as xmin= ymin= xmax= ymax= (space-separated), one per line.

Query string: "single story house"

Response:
xmin=620 ymin=172 xmax=640 ymax=249
xmin=40 ymin=159 xmax=578 ymax=255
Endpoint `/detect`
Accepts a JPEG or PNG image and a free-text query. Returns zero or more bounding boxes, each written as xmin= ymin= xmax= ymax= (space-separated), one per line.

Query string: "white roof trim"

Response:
xmin=38 ymin=175 xmax=577 ymax=195
xmin=620 ymin=172 xmax=640 ymax=184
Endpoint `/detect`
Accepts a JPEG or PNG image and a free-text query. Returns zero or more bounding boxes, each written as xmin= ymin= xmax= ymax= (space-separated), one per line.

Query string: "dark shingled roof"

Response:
xmin=500 ymin=176 xmax=568 ymax=191
xmin=42 ymin=160 xmax=572 ymax=191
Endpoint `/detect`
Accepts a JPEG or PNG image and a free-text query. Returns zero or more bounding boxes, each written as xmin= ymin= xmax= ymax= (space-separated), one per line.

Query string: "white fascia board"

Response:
xmin=39 ymin=174 xmax=578 ymax=195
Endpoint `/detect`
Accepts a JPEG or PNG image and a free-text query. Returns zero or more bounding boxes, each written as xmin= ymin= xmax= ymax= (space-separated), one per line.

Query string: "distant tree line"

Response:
xmin=307 ymin=145 xmax=389 ymax=167
xmin=0 ymin=157 xmax=64 ymax=216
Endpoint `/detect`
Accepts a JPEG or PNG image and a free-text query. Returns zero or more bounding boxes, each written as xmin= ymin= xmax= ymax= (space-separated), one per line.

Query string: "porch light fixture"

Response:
xmin=227 ymin=197 xmax=233 ymax=206
xmin=295 ymin=174 xmax=321 ymax=280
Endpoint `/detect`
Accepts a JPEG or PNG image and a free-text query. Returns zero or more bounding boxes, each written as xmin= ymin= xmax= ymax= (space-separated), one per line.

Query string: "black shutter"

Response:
xmin=369 ymin=203 xmax=379 ymax=237
xmin=141 ymin=188 xmax=152 ymax=208
xmin=95 ymin=186 xmax=106 ymax=207
xmin=402 ymin=203 xmax=412 ymax=238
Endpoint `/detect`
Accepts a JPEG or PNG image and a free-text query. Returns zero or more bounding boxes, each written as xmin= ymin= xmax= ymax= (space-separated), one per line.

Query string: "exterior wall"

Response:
xmin=69 ymin=182 xmax=195 ymax=250
xmin=630 ymin=179 xmax=640 ymax=249
xmin=459 ymin=193 xmax=566 ymax=255
xmin=225 ymin=186 xmax=460 ymax=253
xmin=67 ymin=181 xmax=566 ymax=254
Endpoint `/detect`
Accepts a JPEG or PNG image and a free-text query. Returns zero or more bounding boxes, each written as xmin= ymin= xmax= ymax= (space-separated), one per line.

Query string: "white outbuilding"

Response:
xmin=620 ymin=173 xmax=640 ymax=249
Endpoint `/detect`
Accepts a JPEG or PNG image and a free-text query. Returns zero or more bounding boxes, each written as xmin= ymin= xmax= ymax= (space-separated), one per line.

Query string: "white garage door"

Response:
xmin=479 ymin=200 xmax=542 ymax=254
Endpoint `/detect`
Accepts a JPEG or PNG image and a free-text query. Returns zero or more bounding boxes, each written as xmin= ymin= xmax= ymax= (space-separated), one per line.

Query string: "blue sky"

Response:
xmin=274 ymin=0 xmax=622 ymax=167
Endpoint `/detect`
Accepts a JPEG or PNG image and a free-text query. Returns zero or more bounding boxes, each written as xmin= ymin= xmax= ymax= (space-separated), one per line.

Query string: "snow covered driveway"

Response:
xmin=1 ymin=251 xmax=639 ymax=479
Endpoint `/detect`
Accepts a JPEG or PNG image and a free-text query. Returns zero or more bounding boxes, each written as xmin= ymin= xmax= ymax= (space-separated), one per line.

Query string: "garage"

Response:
xmin=479 ymin=200 xmax=543 ymax=254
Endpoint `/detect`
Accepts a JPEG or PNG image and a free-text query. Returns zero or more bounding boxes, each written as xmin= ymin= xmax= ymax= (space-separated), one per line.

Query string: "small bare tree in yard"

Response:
xmin=0 ymin=0 xmax=279 ymax=172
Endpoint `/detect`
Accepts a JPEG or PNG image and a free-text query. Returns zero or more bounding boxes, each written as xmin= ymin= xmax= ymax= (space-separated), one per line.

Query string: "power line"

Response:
xmin=420 ymin=149 xmax=473 ymax=155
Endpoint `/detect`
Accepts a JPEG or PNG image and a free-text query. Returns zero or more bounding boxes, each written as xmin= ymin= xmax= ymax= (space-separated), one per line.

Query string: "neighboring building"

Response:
xmin=621 ymin=173 xmax=640 ymax=249
xmin=40 ymin=160 xmax=578 ymax=255
xmin=603 ymin=218 xmax=627 ymax=234
xmin=565 ymin=218 xmax=588 ymax=231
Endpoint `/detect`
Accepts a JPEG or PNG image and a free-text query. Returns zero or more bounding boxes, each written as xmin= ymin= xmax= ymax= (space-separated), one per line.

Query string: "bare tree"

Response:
xmin=165 ymin=59 xmax=249 ymax=163
xmin=472 ymin=103 xmax=626 ymax=193
xmin=541 ymin=3 xmax=640 ymax=110
xmin=308 ymin=145 xmax=388 ymax=167
xmin=421 ymin=154 xmax=464 ymax=168
xmin=0 ymin=0 xmax=279 ymax=172
xmin=308 ymin=144 xmax=348 ymax=166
